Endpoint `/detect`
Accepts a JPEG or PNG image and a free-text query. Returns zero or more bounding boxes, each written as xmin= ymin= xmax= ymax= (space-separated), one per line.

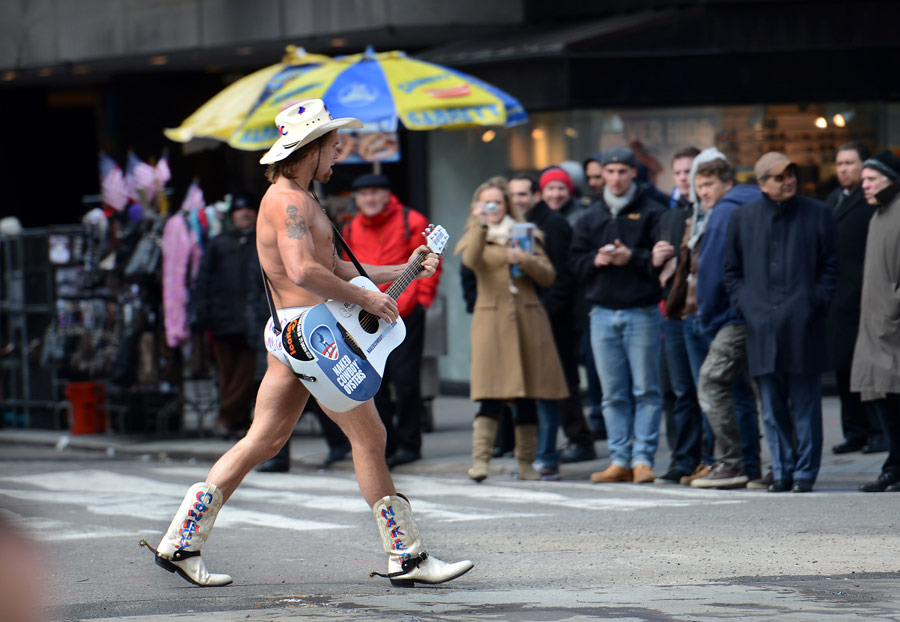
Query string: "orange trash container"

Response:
xmin=65 ymin=382 xmax=107 ymax=434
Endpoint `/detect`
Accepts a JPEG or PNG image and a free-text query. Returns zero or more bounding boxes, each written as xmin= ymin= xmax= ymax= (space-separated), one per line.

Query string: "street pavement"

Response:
xmin=2 ymin=395 xmax=900 ymax=621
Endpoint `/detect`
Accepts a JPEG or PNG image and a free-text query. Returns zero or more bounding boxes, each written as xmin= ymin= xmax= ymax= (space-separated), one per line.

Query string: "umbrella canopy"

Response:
xmin=230 ymin=47 xmax=527 ymax=152
xmin=164 ymin=46 xmax=330 ymax=144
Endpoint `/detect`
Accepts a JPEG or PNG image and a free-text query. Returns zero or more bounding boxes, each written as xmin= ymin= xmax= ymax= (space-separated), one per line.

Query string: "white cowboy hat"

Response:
xmin=259 ymin=99 xmax=363 ymax=165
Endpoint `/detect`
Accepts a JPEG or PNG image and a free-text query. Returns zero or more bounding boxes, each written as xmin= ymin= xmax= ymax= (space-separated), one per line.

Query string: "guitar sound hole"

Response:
xmin=359 ymin=311 xmax=379 ymax=334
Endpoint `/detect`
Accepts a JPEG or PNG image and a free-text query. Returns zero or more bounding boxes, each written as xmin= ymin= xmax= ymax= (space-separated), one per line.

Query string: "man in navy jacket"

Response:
xmin=723 ymin=152 xmax=838 ymax=493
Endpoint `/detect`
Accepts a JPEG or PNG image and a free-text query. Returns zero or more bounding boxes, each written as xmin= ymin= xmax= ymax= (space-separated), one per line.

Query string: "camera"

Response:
xmin=482 ymin=201 xmax=500 ymax=215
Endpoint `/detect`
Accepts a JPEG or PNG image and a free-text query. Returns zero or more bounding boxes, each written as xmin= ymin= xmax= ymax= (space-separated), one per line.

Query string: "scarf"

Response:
xmin=604 ymin=183 xmax=636 ymax=217
xmin=485 ymin=214 xmax=515 ymax=246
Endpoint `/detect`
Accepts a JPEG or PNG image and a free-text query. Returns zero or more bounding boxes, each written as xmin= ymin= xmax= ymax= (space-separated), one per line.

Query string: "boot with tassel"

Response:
xmin=139 ymin=482 xmax=233 ymax=587
xmin=514 ymin=424 xmax=541 ymax=480
xmin=468 ymin=415 xmax=498 ymax=482
xmin=370 ymin=493 xmax=473 ymax=587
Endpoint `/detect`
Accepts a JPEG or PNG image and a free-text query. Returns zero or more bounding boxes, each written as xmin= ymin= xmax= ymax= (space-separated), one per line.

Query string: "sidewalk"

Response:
xmin=0 ymin=395 xmax=887 ymax=488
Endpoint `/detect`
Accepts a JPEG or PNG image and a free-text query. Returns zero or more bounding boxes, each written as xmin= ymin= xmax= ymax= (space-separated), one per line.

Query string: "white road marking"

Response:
xmin=0 ymin=466 xmax=754 ymax=544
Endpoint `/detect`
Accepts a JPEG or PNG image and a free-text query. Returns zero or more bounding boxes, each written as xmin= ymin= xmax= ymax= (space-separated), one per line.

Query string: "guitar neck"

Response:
xmin=384 ymin=254 xmax=426 ymax=300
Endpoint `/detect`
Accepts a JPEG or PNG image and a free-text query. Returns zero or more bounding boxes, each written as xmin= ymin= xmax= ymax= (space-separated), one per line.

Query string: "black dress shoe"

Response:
xmin=859 ymin=471 xmax=900 ymax=492
xmin=862 ymin=439 xmax=889 ymax=454
xmin=832 ymin=438 xmax=866 ymax=454
xmin=560 ymin=443 xmax=597 ymax=463
xmin=791 ymin=479 xmax=813 ymax=493
xmin=386 ymin=447 xmax=421 ymax=468
xmin=767 ymin=479 xmax=792 ymax=492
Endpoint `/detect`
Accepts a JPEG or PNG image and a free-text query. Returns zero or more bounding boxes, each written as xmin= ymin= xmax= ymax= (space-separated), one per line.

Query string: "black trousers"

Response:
xmin=375 ymin=304 xmax=426 ymax=455
xmin=874 ymin=394 xmax=900 ymax=475
xmin=836 ymin=370 xmax=883 ymax=443
xmin=478 ymin=398 xmax=538 ymax=425
xmin=555 ymin=326 xmax=593 ymax=447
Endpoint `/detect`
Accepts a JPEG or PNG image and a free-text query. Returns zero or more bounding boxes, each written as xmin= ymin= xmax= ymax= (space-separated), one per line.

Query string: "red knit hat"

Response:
xmin=539 ymin=168 xmax=574 ymax=194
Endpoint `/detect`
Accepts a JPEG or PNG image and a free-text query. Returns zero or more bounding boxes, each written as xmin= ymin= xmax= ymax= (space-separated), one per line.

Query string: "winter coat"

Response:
xmin=696 ymin=185 xmax=763 ymax=337
xmin=525 ymin=201 xmax=575 ymax=319
xmin=193 ymin=226 xmax=269 ymax=338
xmin=825 ymin=185 xmax=876 ymax=371
xmin=851 ymin=182 xmax=900 ymax=399
xmin=657 ymin=205 xmax=692 ymax=301
xmin=570 ymin=183 xmax=667 ymax=309
xmin=454 ymin=217 xmax=569 ymax=401
xmin=342 ymin=195 xmax=440 ymax=318
xmin=723 ymin=194 xmax=838 ymax=377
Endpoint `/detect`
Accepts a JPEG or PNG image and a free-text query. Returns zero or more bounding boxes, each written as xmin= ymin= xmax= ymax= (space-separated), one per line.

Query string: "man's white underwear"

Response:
xmin=264 ymin=306 xmax=312 ymax=367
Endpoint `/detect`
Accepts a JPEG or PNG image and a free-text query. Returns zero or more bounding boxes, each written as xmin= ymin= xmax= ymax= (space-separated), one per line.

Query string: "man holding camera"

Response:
xmin=571 ymin=146 xmax=668 ymax=484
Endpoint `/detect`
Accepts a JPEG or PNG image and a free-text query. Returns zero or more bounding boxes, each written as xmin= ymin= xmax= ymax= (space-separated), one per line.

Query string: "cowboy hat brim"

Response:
xmin=259 ymin=116 xmax=364 ymax=165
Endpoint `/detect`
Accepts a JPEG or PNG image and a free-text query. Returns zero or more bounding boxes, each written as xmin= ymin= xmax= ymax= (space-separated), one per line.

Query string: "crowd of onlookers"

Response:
xmin=455 ymin=141 xmax=900 ymax=493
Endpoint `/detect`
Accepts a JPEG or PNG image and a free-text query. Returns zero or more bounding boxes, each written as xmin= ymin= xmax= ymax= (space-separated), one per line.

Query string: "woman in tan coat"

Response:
xmin=454 ymin=176 xmax=568 ymax=482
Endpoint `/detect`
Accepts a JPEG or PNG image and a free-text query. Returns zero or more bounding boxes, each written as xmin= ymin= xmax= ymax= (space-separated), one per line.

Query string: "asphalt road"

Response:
xmin=2 ymin=442 xmax=900 ymax=622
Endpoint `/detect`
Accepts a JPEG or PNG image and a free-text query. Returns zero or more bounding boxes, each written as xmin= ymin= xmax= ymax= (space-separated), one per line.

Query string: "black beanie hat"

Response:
xmin=351 ymin=173 xmax=390 ymax=190
xmin=862 ymin=149 xmax=900 ymax=181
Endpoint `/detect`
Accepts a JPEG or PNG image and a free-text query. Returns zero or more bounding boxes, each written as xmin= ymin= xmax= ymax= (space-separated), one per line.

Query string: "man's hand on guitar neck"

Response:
xmin=409 ymin=245 xmax=440 ymax=279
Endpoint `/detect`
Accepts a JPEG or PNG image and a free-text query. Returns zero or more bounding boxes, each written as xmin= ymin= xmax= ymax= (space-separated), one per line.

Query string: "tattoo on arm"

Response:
xmin=285 ymin=205 xmax=307 ymax=240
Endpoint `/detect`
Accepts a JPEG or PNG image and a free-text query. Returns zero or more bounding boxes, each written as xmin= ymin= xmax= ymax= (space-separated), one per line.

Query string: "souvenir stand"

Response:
xmin=0 ymin=174 xmax=222 ymax=434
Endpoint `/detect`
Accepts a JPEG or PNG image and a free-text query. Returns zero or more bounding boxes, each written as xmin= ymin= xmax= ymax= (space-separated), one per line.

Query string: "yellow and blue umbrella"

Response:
xmin=229 ymin=47 xmax=527 ymax=151
xmin=164 ymin=46 xmax=330 ymax=144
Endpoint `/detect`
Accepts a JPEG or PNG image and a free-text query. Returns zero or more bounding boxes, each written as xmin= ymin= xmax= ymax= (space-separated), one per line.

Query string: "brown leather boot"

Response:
xmin=514 ymin=424 xmax=540 ymax=480
xmin=590 ymin=464 xmax=633 ymax=483
xmin=468 ymin=416 xmax=498 ymax=482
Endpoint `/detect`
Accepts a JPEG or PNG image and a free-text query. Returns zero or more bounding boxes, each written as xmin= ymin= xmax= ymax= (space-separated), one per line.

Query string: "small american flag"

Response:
xmin=181 ymin=181 xmax=205 ymax=212
xmin=126 ymin=151 xmax=158 ymax=202
xmin=99 ymin=153 xmax=128 ymax=211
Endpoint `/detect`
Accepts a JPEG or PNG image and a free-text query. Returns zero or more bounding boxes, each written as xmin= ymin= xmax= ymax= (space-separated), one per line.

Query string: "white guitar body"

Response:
xmin=278 ymin=224 xmax=448 ymax=412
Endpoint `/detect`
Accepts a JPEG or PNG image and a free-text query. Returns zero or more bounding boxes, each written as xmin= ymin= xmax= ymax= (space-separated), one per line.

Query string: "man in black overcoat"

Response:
xmin=825 ymin=142 xmax=884 ymax=455
xmin=723 ymin=152 xmax=838 ymax=493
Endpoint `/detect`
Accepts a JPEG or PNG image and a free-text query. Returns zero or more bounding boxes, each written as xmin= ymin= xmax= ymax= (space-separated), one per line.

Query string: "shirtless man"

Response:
xmin=142 ymin=99 xmax=473 ymax=588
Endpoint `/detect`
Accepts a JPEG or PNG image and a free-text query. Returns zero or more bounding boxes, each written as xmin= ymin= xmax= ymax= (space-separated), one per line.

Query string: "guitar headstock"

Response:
xmin=422 ymin=224 xmax=449 ymax=256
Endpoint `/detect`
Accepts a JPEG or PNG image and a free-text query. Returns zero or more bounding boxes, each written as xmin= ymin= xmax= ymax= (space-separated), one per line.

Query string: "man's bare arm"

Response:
xmin=277 ymin=200 xmax=400 ymax=322
xmin=334 ymin=246 xmax=440 ymax=284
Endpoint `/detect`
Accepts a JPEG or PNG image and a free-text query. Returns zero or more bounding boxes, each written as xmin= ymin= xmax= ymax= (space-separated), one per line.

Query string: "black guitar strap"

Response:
xmin=260 ymin=211 xmax=370 ymax=337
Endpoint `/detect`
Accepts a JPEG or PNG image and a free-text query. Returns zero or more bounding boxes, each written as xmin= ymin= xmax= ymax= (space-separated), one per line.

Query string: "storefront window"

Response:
xmin=500 ymin=102 xmax=880 ymax=197
xmin=429 ymin=101 xmax=885 ymax=384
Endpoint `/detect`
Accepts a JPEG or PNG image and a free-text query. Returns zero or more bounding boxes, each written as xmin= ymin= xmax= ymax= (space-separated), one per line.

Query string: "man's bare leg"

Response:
xmin=319 ymin=401 xmax=395 ymax=507
xmin=207 ymin=354 xmax=308 ymax=501
xmin=321 ymin=387 xmax=472 ymax=586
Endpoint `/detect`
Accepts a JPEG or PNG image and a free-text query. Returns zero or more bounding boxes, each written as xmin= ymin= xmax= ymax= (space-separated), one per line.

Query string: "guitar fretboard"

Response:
xmin=359 ymin=253 xmax=427 ymax=332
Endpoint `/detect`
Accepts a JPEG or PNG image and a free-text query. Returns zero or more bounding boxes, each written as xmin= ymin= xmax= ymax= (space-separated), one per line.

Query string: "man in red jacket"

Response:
xmin=343 ymin=173 xmax=441 ymax=467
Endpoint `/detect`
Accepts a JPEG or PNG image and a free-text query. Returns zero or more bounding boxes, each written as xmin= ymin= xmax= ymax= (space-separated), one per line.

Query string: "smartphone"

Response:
xmin=602 ymin=244 xmax=617 ymax=252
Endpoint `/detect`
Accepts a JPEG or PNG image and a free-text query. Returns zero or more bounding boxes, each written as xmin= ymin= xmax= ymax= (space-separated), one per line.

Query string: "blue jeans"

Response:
xmin=734 ymin=373 xmax=761 ymax=479
xmin=663 ymin=318 xmax=705 ymax=473
xmin=682 ymin=315 xmax=716 ymax=464
xmin=757 ymin=372 xmax=823 ymax=483
xmin=590 ymin=304 xmax=662 ymax=468
xmin=534 ymin=400 xmax=560 ymax=469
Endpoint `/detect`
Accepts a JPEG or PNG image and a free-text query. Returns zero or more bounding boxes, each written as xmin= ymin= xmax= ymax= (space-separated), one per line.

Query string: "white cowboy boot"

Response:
xmin=370 ymin=493 xmax=473 ymax=587
xmin=140 ymin=482 xmax=233 ymax=587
